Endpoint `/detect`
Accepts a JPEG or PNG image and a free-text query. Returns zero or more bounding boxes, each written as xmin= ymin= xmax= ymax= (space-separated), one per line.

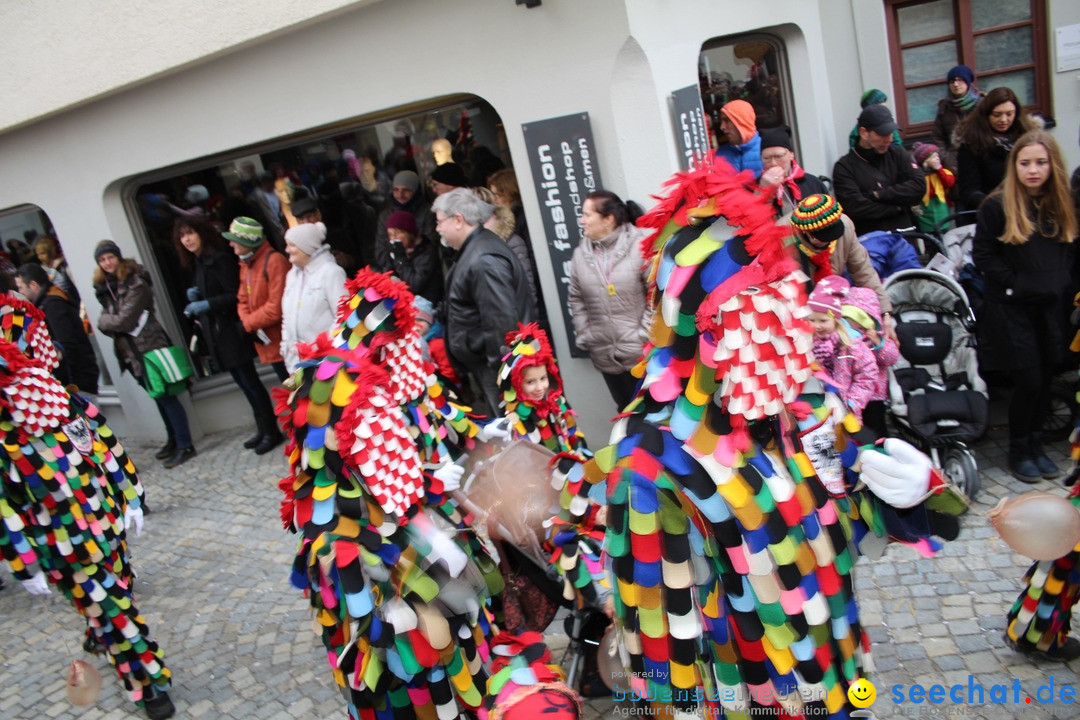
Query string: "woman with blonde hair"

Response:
xmin=473 ymin=187 xmax=538 ymax=305
xmin=973 ymin=129 xmax=1077 ymax=482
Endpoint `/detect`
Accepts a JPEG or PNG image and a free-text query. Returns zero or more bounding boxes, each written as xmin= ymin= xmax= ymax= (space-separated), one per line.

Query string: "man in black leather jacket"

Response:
xmin=433 ymin=188 xmax=535 ymax=416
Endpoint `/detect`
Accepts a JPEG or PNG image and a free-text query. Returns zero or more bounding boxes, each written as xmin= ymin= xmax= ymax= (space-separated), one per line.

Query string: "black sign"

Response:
xmin=671 ymin=85 xmax=710 ymax=171
xmin=521 ymin=113 xmax=603 ymax=358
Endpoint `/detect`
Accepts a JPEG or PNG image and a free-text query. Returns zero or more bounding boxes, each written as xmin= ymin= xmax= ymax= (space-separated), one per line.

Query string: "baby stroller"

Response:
xmin=884 ymin=268 xmax=988 ymax=501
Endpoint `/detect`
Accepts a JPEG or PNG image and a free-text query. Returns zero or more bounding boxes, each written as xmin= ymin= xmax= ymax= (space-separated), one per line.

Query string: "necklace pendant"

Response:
xmin=607 ymin=283 xmax=617 ymax=296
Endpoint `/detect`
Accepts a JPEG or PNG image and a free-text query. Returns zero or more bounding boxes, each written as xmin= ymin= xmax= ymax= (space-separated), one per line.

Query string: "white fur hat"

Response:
xmin=285 ymin=222 xmax=327 ymax=255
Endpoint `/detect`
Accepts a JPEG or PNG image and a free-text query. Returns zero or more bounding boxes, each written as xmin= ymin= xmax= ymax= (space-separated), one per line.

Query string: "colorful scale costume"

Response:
xmin=0 ymin=295 xmax=170 ymax=709
xmin=278 ymin=270 xmax=503 ymax=720
xmin=1005 ymin=420 xmax=1080 ymax=655
xmin=496 ymin=324 xmax=607 ymax=608
xmin=561 ymin=162 xmax=957 ymax=717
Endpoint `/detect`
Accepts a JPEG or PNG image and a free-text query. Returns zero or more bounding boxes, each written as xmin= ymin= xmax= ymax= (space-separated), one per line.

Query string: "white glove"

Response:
xmin=477 ymin=417 xmax=511 ymax=443
xmin=858 ymin=438 xmax=932 ymax=509
xmin=432 ymin=462 xmax=465 ymax=492
xmin=22 ymin=571 xmax=51 ymax=596
xmin=124 ymin=505 xmax=144 ymax=537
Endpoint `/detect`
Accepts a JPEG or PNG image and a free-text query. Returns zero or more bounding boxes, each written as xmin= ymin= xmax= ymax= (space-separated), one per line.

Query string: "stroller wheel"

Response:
xmin=942 ymin=447 xmax=979 ymax=502
xmin=1042 ymin=383 xmax=1078 ymax=442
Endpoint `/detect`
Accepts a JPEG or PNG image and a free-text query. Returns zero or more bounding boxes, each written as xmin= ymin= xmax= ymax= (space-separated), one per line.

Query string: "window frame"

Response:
xmin=884 ymin=0 xmax=1050 ymax=138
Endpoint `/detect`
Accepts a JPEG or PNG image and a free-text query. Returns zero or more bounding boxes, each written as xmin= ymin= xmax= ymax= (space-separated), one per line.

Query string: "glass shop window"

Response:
xmin=698 ymin=34 xmax=796 ymax=152
xmin=130 ymin=96 xmax=514 ymax=378
xmin=0 ymin=203 xmax=114 ymax=387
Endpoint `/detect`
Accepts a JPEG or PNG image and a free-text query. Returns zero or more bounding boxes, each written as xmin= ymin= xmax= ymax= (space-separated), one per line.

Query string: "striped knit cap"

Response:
xmin=791 ymin=194 xmax=844 ymax=241
xmin=223 ymin=216 xmax=264 ymax=247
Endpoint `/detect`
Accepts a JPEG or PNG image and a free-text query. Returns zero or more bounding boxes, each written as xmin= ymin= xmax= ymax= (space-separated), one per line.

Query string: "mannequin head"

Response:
xmin=431 ymin=138 xmax=453 ymax=166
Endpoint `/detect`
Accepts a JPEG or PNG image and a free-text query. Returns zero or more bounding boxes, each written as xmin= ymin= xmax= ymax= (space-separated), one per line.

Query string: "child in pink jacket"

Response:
xmin=807 ymin=276 xmax=878 ymax=422
xmin=842 ymin=286 xmax=900 ymax=437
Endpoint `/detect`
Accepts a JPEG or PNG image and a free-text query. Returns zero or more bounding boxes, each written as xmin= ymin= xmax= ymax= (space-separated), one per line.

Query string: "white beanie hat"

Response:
xmin=285 ymin=222 xmax=327 ymax=256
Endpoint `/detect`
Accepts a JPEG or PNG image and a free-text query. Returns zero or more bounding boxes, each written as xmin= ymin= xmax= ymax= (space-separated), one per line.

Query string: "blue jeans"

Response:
xmin=155 ymin=394 xmax=192 ymax=449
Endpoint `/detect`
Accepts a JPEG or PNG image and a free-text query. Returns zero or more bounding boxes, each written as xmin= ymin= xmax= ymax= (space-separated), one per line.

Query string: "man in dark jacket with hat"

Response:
xmin=433 ymin=188 xmax=534 ymax=416
xmin=756 ymin=125 xmax=826 ymax=217
xmin=15 ymin=263 xmax=101 ymax=396
xmin=832 ymin=104 xmax=926 ymax=236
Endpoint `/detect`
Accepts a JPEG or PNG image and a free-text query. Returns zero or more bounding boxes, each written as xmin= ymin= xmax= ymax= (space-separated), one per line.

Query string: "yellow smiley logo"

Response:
xmin=848 ymin=678 xmax=877 ymax=708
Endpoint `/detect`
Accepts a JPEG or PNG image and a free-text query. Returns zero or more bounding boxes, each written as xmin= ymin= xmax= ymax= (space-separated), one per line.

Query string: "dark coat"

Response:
xmin=95 ymin=260 xmax=173 ymax=382
xmin=443 ymin=227 xmax=535 ymax=372
xmin=192 ymin=249 xmax=256 ymax=372
xmin=930 ymin=96 xmax=978 ymax=172
xmin=388 ymin=236 xmax=444 ymax=303
xmin=972 ymin=195 xmax=1075 ymax=372
xmin=37 ymin=285 xmax=100 ymax=394
xmin=374 ymin=195 xmax=437 ymax=271
xmin=957 ymin=141 xmax=1011 ymax=212
xmin=832 ymin=143 xmax=925 ymax=235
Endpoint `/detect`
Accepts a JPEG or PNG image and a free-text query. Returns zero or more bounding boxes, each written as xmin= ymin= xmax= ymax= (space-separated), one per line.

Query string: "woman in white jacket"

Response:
xmin=280 ymin=222 xmax=347 ymax=372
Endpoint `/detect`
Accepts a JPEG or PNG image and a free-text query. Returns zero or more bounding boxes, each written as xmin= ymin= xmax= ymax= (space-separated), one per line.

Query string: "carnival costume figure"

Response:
xmin=0 ymin=294 xmax=174 ymax=719
xmin=278 ymin=269 xmax=514 ymax=720
xmin=1004 ymin=393 xmax=1080 ymax=662
xmin=557 ymin=160 xmax=960 ymax=717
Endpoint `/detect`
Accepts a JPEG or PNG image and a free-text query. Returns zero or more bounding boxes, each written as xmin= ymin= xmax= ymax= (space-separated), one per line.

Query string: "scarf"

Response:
xmin=811 ymin=333 xmax=842 ymax=376
xmin=947 ymin=88 xmax=980 ymax=114
xmin=776 ymin=161 xmax=807 ymax=204
xmin=922 ymin=170 xmax=952 ymax=206
xmin=993 ymin=133 xmax=1016 ymax=156
xmin=797 ymin=241 xmax=835 ymax=283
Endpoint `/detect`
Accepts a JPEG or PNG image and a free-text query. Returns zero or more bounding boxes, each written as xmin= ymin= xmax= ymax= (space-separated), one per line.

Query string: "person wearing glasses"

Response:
xmin=432 ymin=188 xmax=534 ymax=416
xmin=755 ymin=125 xmax=826 ymax=217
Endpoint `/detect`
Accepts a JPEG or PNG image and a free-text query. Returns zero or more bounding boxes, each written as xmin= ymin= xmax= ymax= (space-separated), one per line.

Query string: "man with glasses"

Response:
xmin=755 ymin=125 xmax=826 ymax=217
xmin=433 ymin=188 xmax=535 ymax=416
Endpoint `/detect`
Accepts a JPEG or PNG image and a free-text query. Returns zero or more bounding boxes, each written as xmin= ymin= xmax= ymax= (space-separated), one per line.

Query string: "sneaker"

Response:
xmin=1004 ymin=633 xmax=1080 ymax=662
xmin=162 ymin=446 xmax=197 ymax=469
xmin=143 ymin=688 xmax=175 ymax=720
xmin=153 ymin=441 xmax=176 ymax=460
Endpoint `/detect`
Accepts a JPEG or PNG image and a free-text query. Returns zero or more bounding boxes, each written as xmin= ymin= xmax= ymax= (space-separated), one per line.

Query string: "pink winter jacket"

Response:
xmin=812 ymin=332 xmax=878 ymax=420
xmin=842 ymin=286 xmax=899 ymax=401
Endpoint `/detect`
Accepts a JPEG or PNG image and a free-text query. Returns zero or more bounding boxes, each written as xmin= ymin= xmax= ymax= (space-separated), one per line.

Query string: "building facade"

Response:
xmin=2 ymin=0 xmax=1077 ymax=444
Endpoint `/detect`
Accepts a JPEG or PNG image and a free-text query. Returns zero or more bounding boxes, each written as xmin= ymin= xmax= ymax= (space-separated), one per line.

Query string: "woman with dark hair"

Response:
xmin=973 ymin=130 xmax=1077 ymax=484
xmin=93 ymin=240 xmax=196 ymax=468
xmin=955 ymin=86 xmax=1036 ymax=211
xmin=568 ymin=190 xmax=651 ymax=408
xmin=173 ymin=218 xmax=282 ymax=454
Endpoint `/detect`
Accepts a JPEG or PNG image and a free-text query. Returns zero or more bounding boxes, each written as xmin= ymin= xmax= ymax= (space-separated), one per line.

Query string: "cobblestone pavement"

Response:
xmin=1 ymin=412 xmax=1079 ymax=719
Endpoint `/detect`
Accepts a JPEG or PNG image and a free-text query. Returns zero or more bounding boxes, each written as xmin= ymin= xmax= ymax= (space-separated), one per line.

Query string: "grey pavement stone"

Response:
xmin=1 ymin=414 xmax=1078 ymax=720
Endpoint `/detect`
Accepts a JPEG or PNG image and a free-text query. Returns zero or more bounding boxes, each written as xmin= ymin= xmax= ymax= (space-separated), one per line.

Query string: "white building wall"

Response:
xmin=2 ymin=0 xmax=1073 ymax=444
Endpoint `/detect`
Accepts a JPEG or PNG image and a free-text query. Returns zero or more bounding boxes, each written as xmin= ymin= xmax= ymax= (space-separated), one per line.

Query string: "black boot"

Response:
xmin=163 ymin=446 xmax=197 ymax=469
xmin=153 ymin=439 xmax=176 ymax=460
xmin=242 ymin=427 xmax=262 ymax=449
xmin=254 ymin=413 xmax=284 ymax=456
xmin=1008 ymin=436 xmax=1041 ymax=483
xmin=1029 ymin=433 xmax=1062 ymax=480
xmin=143 ymin=686 xmax=175 ymax=720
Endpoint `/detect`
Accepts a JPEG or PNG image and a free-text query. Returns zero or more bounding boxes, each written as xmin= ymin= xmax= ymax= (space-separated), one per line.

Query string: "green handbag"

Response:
xmin=142 ymin=346 xmax=194 ymax=398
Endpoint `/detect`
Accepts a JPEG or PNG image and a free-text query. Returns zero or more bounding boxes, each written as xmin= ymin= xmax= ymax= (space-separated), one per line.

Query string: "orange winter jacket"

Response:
xmin=236 ymin=242 xmax=290 ymax=365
